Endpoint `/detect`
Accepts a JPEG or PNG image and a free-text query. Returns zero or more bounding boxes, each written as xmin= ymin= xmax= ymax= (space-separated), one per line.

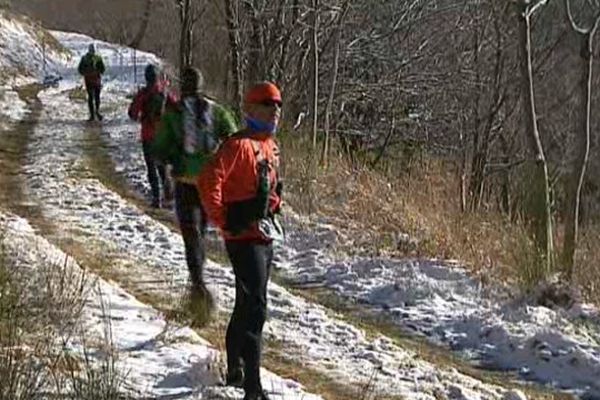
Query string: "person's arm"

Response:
xmin=96 ymin=56 xmax=106 ymax=75
xmin=166 ymin=90 xmax=179 ymax=107
xmin=127 ymin=91 xmax=144 ymax=121
xmin=77 ymin=56 xmax=85 ymax=75
xmin=198 ymin=139 xmax=240 ymax=230
xmin=160 ymin=80 xmax=179 ymax=105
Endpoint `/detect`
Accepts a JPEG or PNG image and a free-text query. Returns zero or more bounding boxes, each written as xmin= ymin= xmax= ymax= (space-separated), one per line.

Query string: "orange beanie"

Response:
xmin=244 ymin=82 xmax=282 ymax=104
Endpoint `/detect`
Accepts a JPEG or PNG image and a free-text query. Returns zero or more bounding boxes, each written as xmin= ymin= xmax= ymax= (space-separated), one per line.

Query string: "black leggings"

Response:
xmin=174 ymin=182 xmax=207 ymax=289
xmin=142 ymin=142 xmax=169 ymax=202
xmin=86 ymin=85 xmax=101 ymax=117
xmin=225 ymin=240 xmax=273 ymax=395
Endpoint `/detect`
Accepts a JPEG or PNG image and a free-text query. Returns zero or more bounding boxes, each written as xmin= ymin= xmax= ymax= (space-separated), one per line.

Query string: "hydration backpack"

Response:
xmin=182 ymin=96 xmax=217 ymax=154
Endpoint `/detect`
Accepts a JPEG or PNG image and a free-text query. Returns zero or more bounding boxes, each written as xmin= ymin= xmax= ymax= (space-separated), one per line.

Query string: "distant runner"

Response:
xmin=128 ymin=64 xmax=177 ymax=208
xmin=77 ymin=43 xmax=105 ymax=121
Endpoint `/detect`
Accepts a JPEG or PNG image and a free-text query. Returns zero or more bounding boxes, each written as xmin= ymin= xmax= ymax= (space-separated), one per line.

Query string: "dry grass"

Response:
xmin=279 ymin=132 xmax=600 ymax=296
xmin=280 ymin=133 xmax=538 ymax=285
xmin=0 ymin=228 xmax=127 ymax=400
xmin=573 ymin=226 xmax=600 ymax=304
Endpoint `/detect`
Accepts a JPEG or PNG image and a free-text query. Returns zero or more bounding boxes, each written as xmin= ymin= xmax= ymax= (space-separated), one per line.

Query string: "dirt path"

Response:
xmin=0 ymin=85 xmax=46 ymax=225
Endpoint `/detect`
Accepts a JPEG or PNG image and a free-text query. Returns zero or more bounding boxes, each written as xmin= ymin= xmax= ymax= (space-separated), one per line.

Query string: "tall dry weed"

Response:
xmin=0 ymin=225 xmax=127 ymax=399
xmin=278 ymin=132 xmax=569 ymax=293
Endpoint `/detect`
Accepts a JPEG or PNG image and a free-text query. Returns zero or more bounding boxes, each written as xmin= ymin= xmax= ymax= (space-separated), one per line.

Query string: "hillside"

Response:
xmin=0 ymin=10 xmax=598 ymax=400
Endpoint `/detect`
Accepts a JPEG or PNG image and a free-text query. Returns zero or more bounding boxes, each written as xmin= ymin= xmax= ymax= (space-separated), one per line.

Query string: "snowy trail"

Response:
xmin=22 ymin=86 xmax=319 ymax=400
xmin=4 ymin=21 xmax=595 ymax=398
xmin=81 ymin=40 xmax=600 ymax=400
xmin=24 ymin=83 xmax=507 ymax=400
xmin=7 ymin=33 xmax=525 ymax=400
xmin=96 ymin=57 xmax=600 ymax=400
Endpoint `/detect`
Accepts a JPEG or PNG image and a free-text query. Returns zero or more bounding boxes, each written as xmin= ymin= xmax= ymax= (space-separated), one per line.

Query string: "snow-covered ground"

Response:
xmin=280 ymin=225 xmax=600 ymax=395
xmin=1 ymin=10 xmax=600 ymax=400
xmin=0 ymin=86 xmax=26 ymax=130
xmin=15 ymin=33 xmax=510 ymax=400
xmin=79 ymin=36 xmax=600 ymax=398
xmin=50 ymin=32 xmax=600 ymax=400
xmin=0 ymin=212 xmax=226 ymax=399
xmin=0 ymin=10 xmax=68 ymax=85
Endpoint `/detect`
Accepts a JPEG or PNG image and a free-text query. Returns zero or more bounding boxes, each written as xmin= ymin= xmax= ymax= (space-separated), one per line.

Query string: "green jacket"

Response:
xmin=77 ymin=53 xmax=105 ymax=87
xmin=151 ymin=99 xmax=238 ymax=182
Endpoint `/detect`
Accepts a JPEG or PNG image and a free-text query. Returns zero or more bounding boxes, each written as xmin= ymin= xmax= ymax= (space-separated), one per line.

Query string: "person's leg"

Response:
xmin=94 ymin=86 xmax=103 ymax=120
xmin=225 ymin=241 xmax=272 ymax=397
xmin=174 ymin=182 xmax=206 ymax=289
xmin=86 ymin=86 xmax=94 ymax=120
xmin=225 ymin=275 xmax=245 ymax=386
xmin=142 ymin=142 xmax=161 ymax=207
xmin=157 ymin=162 xmax=173 ymax=203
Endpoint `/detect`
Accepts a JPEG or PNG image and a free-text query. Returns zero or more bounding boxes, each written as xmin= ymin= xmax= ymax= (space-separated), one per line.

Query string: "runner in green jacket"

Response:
xmin=150 ymin=67 xmax=237 ymax=326
xmin=152 ymin=99 xmax=237 ymax=183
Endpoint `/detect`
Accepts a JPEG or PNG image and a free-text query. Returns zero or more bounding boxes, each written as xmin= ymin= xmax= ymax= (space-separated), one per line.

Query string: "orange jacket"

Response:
xmin=198 ymin=131 xmax=282 ymax=242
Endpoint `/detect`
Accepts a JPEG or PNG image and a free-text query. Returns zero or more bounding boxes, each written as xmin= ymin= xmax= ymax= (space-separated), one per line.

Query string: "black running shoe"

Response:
xmin=225 ymin=367 xmax=243 ymax=388
xmin=243 ymin=389 xmax=270 ymax=400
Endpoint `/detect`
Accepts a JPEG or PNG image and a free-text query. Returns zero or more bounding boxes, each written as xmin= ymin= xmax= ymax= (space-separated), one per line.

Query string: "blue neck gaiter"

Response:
xmin=245 ymin=117 xmax=277 ymax=134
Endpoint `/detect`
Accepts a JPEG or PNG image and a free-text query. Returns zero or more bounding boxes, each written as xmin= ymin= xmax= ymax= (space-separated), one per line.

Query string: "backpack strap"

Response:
xmin=250 ymin=139 xmax=265 ymax=163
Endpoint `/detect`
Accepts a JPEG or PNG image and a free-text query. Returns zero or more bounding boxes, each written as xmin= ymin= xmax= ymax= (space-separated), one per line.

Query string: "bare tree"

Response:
xmin=224 ymin=0 xmax=243 ymax=111
xmin=467 ymin=3 xmax=511 ymax=212
xmin=517 ymin=0 xmax=554 ymax=273
xmin=322 ymin=2 xmax=349 ymax=165
xmin=561 ymin=0 xmax=600 ymax=280
xmin=311 ymin=0 xmax=320 ymax=149
xmin=129 ymin=0 xmax=153 ymax=49
xmin=177 ymin=0 xmax=206 ymax=79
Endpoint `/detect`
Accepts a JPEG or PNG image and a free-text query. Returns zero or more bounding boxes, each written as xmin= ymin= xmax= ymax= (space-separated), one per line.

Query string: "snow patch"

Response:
xmin=0 ymin=11 xmax=68 ymax=85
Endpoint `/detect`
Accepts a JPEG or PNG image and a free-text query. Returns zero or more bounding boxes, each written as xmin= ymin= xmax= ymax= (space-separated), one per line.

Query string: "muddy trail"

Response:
xmin=0 ymin=85 xmax=45 ymax=226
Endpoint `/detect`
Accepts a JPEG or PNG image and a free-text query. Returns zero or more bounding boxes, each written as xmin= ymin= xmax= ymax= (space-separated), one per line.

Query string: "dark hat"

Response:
xmin=145 ymin=64 xmax=158 ymax=84
xmin=181 ymin=67 xmax=204 ymax=95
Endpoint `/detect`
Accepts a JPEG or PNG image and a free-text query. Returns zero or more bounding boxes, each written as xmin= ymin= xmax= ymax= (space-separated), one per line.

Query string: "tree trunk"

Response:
xmin=468 ymin=10 xmax=483 ymax=212
xmin=244 ymin=1 xmax=264 ymax=83
xmin=224 ymin=0 xmax=243 ymax=112
xmin=562 ymin=10 xmax=600 ymax=280
xmin=468 ymin=8 xmax=506 ymax=212
xmin=310 ymin=0 xmax=319 ymax=149
xmin=178 ymin=0 xmax=193 ymax=79
xmin=459 ymin=125 xmax=467 ymax=213
xmin=129 ymin=0 xmax=153 ymax=49
xmin=321 ymin=1 xmax=347 ymax=166
xmin=371 ymin=116 xmax=395 ymax=168
xmin=518 ymin=3 xmax=554 ymax=274
xmin=499 ymin=133 xmax=511 ymax=215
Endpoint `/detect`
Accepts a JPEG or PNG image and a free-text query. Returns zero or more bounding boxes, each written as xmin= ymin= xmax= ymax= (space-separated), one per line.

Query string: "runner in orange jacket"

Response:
xmin=198 ymin=82 xmax=283 ymax=400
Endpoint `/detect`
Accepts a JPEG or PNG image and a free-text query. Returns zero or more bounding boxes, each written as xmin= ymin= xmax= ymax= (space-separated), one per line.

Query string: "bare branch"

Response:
xmin=565 ymin=0 xmax=590 ymax=34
